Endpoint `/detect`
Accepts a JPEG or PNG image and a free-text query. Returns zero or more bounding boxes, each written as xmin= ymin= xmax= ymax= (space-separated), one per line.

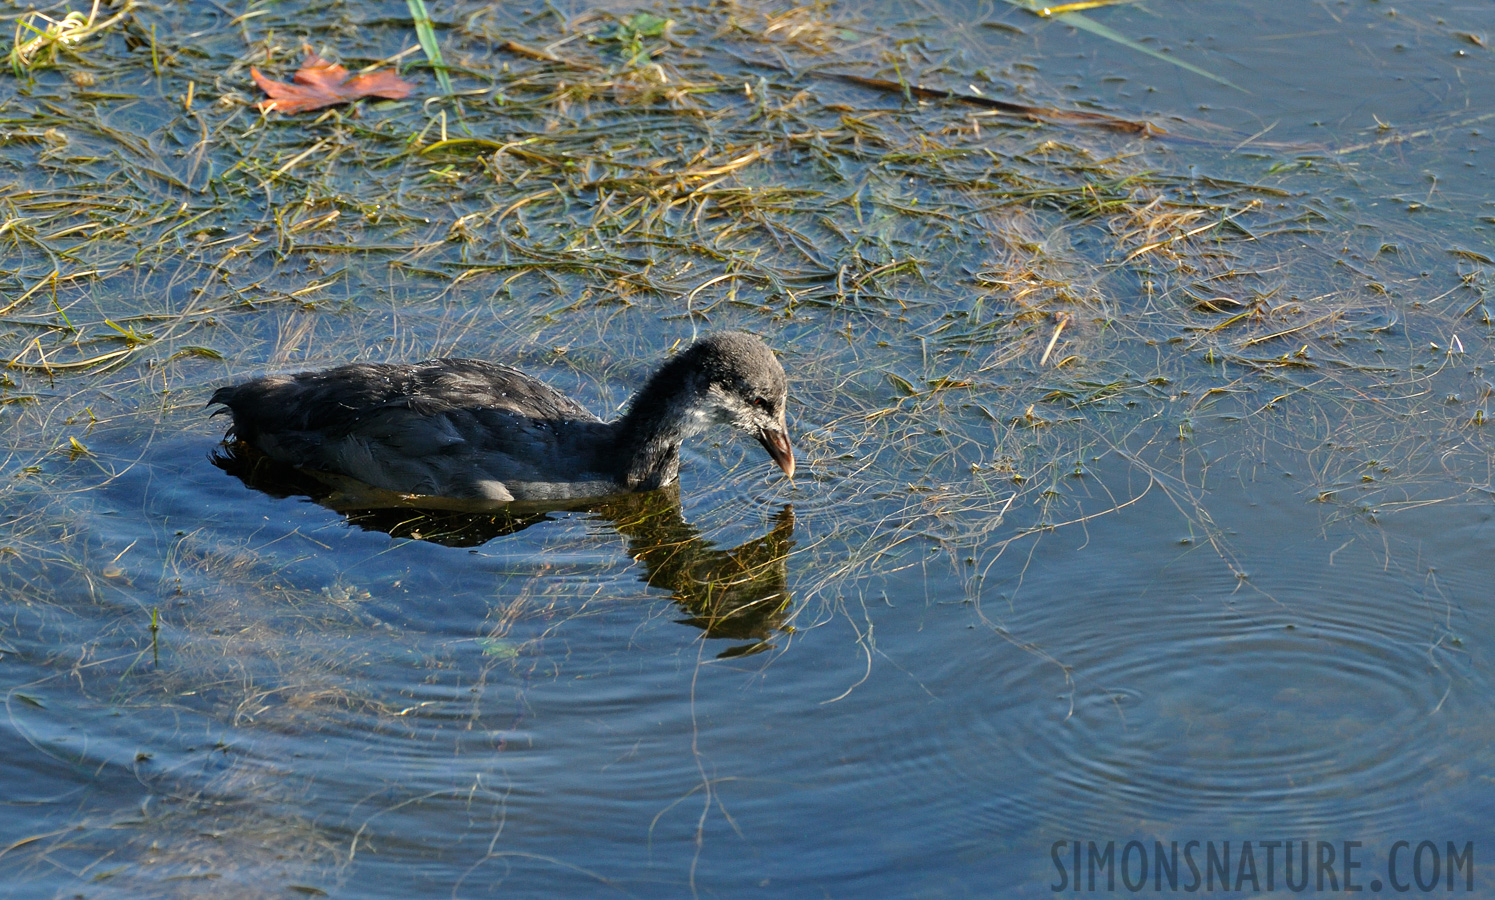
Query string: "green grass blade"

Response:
xmin=406 ymin=0 xmax=452 ymax=95
xmin=998 ymin=0 xmax=1245 ymax=92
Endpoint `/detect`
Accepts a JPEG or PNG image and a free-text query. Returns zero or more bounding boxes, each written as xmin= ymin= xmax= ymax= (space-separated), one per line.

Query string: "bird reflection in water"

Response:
xmin=213 ymin=443 xmax=795 ymax=657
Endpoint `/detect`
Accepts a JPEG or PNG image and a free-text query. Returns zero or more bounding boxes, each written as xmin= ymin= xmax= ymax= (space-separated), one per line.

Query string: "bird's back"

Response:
xmin=211 ymin=359 xmax=622 ymax=501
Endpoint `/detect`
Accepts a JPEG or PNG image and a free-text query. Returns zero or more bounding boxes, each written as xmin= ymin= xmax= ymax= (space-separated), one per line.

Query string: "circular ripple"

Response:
xmin=1003 ymin=608 xmax=1470 ymax=827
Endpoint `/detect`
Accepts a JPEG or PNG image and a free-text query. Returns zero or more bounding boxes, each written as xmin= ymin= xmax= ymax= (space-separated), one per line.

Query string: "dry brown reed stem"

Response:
xmin=1039 ymin=312 xmax=1070 ymax=365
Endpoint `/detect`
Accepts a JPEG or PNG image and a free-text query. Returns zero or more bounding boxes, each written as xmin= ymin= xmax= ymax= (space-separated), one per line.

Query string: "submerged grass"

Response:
xmin=0 ymin=0 xmax=1490 ymax=893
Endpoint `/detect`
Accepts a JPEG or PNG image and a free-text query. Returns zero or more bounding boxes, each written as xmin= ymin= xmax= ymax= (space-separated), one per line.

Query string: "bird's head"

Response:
xmin=686 ymin=332 xmax=795 ymax=479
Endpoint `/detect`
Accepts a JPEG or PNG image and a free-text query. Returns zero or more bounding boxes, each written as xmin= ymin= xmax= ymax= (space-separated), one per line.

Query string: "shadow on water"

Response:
xmin=212 ymin=441 xmax=796 ymax=657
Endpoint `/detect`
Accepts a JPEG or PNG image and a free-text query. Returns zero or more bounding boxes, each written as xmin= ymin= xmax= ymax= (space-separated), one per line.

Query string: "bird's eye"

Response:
xmin=752 ymin=397 xmax=771 ymax=410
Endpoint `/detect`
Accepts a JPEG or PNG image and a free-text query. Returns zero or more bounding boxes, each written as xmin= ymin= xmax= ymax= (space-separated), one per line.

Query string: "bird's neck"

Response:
xmin=613 ymin=356 xmax=708 ymax=490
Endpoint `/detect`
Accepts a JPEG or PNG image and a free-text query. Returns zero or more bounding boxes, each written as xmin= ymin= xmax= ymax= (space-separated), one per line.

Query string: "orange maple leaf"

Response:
xmin=252 ymin=52 xmax=413 ymax=115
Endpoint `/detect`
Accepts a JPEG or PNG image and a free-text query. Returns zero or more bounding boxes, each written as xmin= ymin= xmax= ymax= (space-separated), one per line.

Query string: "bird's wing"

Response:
xmin=214 ymin=357 xmax=605 ymax=477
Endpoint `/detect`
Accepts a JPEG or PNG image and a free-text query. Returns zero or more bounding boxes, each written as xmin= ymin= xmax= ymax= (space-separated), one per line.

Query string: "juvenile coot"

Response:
xmin=209 ymin=332 xmax=794 ymax=502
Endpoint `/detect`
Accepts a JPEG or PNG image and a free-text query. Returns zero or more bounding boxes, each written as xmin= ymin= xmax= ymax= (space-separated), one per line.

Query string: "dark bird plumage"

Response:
xmin=209 ymin=332 xmax=794 ymax=502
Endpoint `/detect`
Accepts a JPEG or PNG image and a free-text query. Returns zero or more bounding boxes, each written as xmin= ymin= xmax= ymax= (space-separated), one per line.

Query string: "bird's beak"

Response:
xmin=757 ymin=426 xmax=796 ymax=479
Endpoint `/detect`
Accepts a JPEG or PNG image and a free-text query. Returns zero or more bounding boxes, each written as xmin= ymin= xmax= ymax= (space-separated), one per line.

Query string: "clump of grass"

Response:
xmin=7 ymin=0 xmax=135 ymax=74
